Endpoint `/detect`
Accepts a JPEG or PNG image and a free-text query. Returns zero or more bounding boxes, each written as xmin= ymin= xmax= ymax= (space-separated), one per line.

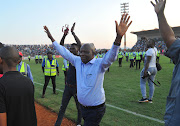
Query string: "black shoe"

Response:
xmin=148 ymin=99 xmax=153 ymax=103
xmin=138 ymin=98 xmax=148 ymax=103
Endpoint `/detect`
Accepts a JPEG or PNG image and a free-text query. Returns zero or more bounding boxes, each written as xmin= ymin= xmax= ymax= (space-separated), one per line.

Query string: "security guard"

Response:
xmin=17 ymin=52 xmax=33 ymax=82
xmin=156 ymin=50 xmax=160 ymax=63
xmin=28 ymin=55 xmax=31 ymax=62
xmin=129 ymin=50 xmax=134 ymax=68
xmin=44 ymin=55 xmax=47 ymax=59
xmin=135 ymin=49 xmax=141 ymax=69
xmin=35 ymin=54 xmax=39 ymax=64
xmin=125 ymin=51 xmax=129 ymax=62
xmin=42 ymin=51 xmax=59 ymax=98
xmin=118 ymin=50 xmax=124 ymax=67
xmin=53 ymin=54 xmax=56 ymax=59
xmin=39 ymin=54 xmax=42 ymax=64
xmin=62 ymin=58 xmax=69 ymax=84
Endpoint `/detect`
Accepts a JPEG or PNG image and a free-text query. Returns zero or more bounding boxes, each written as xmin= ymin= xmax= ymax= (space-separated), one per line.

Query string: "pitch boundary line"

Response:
xmin=34 ymin=81 xmax=164 ymax=124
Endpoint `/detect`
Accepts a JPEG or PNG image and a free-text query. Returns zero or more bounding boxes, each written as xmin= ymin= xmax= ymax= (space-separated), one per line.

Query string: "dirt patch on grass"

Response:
xmin=35 ymin=102 xmax=76 ymax=126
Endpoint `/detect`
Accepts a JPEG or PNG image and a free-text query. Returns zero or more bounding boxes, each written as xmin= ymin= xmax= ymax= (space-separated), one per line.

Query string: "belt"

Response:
xmin=65 ymin=83 xmax=76 ymax=88
xmin=80 ymin=102 xmax=105 ymax=109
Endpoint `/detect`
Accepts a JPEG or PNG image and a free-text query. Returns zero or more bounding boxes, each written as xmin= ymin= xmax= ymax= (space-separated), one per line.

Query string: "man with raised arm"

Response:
xmin=151 ymin=0 xmax=180 ymax=125
xmin=44 ymin=14 xmax=132 ymax=126
xmin=55 ymin=23 xmax=82 ymax=126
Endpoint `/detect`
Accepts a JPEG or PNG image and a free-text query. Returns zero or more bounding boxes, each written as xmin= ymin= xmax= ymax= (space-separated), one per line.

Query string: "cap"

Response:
xmin=19 ymin=52 xmax=23 ymax=56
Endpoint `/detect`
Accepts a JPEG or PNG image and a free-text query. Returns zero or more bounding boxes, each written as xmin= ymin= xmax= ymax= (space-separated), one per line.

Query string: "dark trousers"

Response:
xmin=55 ymin=85 xmax=82 ymax=126
xmin=63 ymin=71 xmax=67 ymax=84
xmin=39 ymin=59 xmax=42 ymax=64
xmin=126 ymin=56 xmax=128 ymax=62
xmin=42 ymin=75 xmax=56 ymax=95
xmin=136 ymin=60 xmax=141 ymax=69
xmin=80 ymin=104 xmax=106 ymax=126
xmin=28 ymin=58 xmax=30 ymax=62
xmin=35 ymin=59 xmax=38 ymax=64
xmin=118 ymin=58 xmax=123 ymax=67
xmin=156 ymin=57 xmax=160 ymax=63
xmin=130 ymin=59 xmax=134 ymax=68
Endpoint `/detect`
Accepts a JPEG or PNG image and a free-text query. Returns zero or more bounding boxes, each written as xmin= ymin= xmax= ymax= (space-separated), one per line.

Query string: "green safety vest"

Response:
xmin=39 ymin=55 xmax=42 ymax=59
xmin=45 ymin=59 xmax=57 ymax=76
xmin=53 ymin=55 xmax=56 ymax=59
xmin=125 ymin=52 xmax=128 ymax=56
xmin=129 ymin=53 xmax=134 ymax=59
xmin=44 ymin=55 xmax=47 ymax=59
xmin=17 ymin=62 xmax=27 ymax=77
xmin=118 ymin=52 xmax=123 ymax=58
xmin=95 ymin=55 xmax=98 ymax=59
xmin=157 ymin=51 xmax=160 ymax=57
xmin=62 ymin=63 xmax=69 ymax=71
xmin=35 ymin=55 xmax=38 ymax=59
xmin=28 ymin=56 xmax=31 ymax=58
xmin=143 ymin=52 xmax=146 ymax=57
xmin=136 ymin=52 xmax=141 ymax=60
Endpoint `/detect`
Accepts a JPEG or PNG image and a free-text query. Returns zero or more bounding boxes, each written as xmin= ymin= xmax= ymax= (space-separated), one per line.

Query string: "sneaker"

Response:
xmin=77 ymin=125 xmax=81 ymax=126
xmin=148 ymin=99 xmax=153 ymax=103
xmin=138 ymin=98 xmax=148 ymax=103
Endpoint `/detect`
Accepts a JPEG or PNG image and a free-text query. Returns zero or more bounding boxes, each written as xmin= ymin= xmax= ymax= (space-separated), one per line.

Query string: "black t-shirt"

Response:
xmin=67 ymin=63 xmax=76 ymax=85
xmin=0 ymin=71 xmax=37 ymax=126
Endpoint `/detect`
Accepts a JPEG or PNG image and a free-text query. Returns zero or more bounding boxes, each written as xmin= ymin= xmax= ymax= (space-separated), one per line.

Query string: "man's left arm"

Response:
xmin=27 ymin=64 xmax=33 ymax=83
xmin=101 ymin=14 xmax=132 ymax=70
xmin=0 ymin=84 xmax=7 ymax=126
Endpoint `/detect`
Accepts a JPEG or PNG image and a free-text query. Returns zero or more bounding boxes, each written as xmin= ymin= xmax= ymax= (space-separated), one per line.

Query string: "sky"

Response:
xmin=0 ymin=0 xmax=180 ymax=49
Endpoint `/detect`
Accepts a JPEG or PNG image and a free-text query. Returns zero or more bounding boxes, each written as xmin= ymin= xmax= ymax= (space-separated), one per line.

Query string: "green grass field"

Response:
xmin=24 ymin=55 xmax=174 ymax=126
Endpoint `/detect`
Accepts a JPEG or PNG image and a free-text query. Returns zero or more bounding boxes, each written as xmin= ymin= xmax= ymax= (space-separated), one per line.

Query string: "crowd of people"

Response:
xmin=0 ymin=0 xmax=180 ymax=126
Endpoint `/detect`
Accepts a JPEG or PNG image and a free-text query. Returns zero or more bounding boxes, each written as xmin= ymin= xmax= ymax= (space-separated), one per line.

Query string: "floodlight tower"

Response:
xmin=121 ymin=3 xmax=129 ymax=51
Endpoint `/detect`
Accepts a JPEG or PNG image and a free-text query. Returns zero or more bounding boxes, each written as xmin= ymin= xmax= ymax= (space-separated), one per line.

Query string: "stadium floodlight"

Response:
xmin=120 ymin=2 xmax=129 ymax=51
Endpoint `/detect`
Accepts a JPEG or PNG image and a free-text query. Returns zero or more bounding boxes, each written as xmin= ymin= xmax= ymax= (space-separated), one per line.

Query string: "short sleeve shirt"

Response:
xmin=0 ymin=71 xmax=37 ymax=126
xmin=145 ymin=48 xmax=156 ymax=68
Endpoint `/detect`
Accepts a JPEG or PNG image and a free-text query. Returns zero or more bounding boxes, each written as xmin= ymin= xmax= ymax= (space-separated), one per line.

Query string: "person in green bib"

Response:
xmin=38 ymin=54 xmax=42 ymax=64
xmin=28 ymin=55 xmax=31 ymax=62
xmin=118 ymin=50 xmax=124 ymax=67
xmin=17 ymin=52 xmax=33 ymax=83
xmin=156 ymin=50 xmax=160 ymax=63
xmin=35 ymin=54 xmax=38 ymax=64
xmin=43 ymin=55 xmax=47 ymax=60
xmin=135 ymin=49 xmax=141 ymax=69
xmin=41 ymin=51 xmax=59 ymax=98
xmin=125 ymin=51 xmax=129 ymax=62
xmin=62 ymin=58 xmax=69 ymax=84
xmin=129 ymin=50 xmax=135 ymax=68
xmin=53 ymin=55 xmax=56 ymax=59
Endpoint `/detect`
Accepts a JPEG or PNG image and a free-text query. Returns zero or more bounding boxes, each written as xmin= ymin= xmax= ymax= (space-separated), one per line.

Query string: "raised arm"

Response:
xmin=71 ymin=22 xmax=82 ymax=47
xmin=151 ymin=0 xmax=176 ymax=48
xmin=60 ymin=27 xmax=68 ymax=46
xmin=44 ymin=26 xmax=77 ymax=65
xmin=101 ymin=14 xmax=132 ymax=70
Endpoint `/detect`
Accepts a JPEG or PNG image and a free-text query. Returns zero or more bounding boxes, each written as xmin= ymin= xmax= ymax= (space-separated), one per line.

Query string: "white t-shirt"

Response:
xmin=145 ymin=47 xmax=157 ymax=68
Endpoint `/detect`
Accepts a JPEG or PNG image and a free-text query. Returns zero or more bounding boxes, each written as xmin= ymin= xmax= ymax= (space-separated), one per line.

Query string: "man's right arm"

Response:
xmin=151 ymin=0 xmax=176 ymax=48
xmin=0 ymin=113 xmax=7 ymax=126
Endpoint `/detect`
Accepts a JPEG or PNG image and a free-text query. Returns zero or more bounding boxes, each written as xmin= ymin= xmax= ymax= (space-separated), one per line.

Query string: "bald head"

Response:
xmin=80 ymin=43 xmax=96 ymax=64
xmin=0 ymin=46 xmax=20 ymax=67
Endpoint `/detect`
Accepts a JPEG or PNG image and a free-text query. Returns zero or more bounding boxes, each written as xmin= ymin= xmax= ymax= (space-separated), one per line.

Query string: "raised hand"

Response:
xmin=43 ymin=26 xmax=55 ymax=42
xmin=115 ymin=14 xmax=132 ymax=38
xmin=71 ymin=22 xmax=76 ymax=33
xmin=151 ymin=0 xmax=166 ymax=15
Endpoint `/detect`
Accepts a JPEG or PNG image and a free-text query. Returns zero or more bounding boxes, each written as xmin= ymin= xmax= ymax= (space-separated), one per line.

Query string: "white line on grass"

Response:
xmin=34 ymin=81 xmax=164 ymax=124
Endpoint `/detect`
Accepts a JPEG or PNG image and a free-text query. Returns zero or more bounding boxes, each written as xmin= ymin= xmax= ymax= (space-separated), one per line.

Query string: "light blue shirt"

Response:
xmin=164 ymin=39 xmax=180 ymax=126
xmin=17 ymin=61 xmax=33 ymax=83
xmin=53 ymin=41 xmax=119 ymax=106
xmin=63 ymin=59 xmax=68 ymax=69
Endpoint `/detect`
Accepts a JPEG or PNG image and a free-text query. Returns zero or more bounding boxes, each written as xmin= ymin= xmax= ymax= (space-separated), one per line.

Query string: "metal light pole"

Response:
xmin=121 ymin=3 xmax=129 ymax=51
